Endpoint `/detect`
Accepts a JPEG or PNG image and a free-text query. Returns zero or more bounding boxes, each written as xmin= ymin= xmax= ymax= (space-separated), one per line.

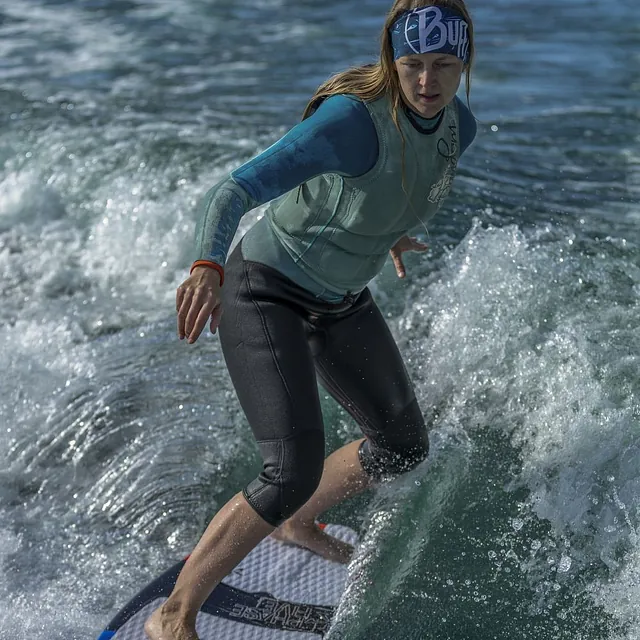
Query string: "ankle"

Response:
xmin=161 ymin=595 xmax=198 ymax=625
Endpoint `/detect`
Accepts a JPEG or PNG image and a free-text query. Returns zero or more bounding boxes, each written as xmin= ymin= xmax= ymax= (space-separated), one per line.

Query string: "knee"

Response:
xmin=359 ymin=398 xmax=429 ymax=481
xmin=358 ymin=434 xmax=429 ymax=480
xmin=243 ymin=431 xmax=325 ymax=527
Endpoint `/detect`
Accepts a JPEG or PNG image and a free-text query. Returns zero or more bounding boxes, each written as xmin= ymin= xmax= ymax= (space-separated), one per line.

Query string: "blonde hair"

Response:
xmin=297 ymin=1 xmax=475 ymax=213
xmin=302 ymin=0 xmax=475 ymax=125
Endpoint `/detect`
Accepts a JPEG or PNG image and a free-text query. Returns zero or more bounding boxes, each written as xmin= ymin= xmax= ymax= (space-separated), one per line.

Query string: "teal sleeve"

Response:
xmin=456 ymin=96 xmax=477 ymax=156
xmin=193 ymin=177 xmax=259 ymax=264
xmin=193 ymin=95 xmax=378 ymax=265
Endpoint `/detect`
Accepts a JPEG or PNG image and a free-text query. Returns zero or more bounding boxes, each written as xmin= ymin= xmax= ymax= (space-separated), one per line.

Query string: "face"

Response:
xmin=395 ymin=52 xmax=464 ymax=118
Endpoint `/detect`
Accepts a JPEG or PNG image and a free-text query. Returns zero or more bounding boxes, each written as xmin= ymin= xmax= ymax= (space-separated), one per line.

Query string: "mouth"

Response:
xmin=418 ymin=93 xmax=441 ymax=104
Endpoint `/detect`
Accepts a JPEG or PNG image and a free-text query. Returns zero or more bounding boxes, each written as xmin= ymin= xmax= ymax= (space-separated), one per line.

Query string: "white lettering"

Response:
xmin=457 ymin=22 xmax=469 ymax=61
xmin=404 ymin=7 xmax=469 ymax=60
xmin=447 ymin=20 xmax=459 ymax=46
xmin=417 ymin=7 xmax=447 ymax=53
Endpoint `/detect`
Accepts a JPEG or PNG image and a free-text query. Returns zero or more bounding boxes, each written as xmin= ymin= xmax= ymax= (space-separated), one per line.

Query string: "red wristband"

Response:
xmin=190 ymin=260 xmax=224 ymax=286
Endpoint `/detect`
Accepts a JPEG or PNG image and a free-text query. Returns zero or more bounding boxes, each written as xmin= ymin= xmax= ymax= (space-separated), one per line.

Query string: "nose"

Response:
xmin=418 ymin=67 xmax=437 ymax=89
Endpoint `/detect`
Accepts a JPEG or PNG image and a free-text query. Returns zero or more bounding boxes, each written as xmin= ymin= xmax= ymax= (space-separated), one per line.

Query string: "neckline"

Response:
xmin=403 ymin=104 xmax=445 ymax=135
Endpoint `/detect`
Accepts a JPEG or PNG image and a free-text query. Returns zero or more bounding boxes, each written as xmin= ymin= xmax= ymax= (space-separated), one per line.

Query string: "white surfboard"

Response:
xmin=98 ymin=524 xmax=357 ymax=640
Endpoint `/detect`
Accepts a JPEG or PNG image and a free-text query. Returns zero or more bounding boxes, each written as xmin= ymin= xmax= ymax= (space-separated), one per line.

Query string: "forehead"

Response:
xmin=398 ymin=52 xmax=461 ymax=63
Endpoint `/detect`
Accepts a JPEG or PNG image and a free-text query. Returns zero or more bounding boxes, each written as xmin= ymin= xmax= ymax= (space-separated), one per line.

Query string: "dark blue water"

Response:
xmin=0 ymin=1 xmax=638 ymax=638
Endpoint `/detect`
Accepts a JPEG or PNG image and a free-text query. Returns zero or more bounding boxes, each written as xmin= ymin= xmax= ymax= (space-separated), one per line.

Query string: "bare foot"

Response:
xmin=144 ymin=603 xmax=199 ymax=640
xmin=271 ymin=521 xmax=353 ymax=564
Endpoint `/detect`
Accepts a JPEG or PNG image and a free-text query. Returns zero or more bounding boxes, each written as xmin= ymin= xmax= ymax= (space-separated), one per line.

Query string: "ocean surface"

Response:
xmin=0 ymin=0 xmax=638 ymax=638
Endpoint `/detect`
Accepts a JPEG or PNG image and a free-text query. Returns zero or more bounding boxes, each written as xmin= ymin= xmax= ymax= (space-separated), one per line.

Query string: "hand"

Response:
xmin=176 ymin=266 xmax=223 ymax=344
xmin=389 ymin=236 xmax=429 ymax=278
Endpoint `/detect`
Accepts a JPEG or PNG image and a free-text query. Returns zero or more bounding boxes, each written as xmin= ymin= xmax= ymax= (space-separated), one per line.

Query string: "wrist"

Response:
xmin=190 ymin=260 xmax=224 ymax=286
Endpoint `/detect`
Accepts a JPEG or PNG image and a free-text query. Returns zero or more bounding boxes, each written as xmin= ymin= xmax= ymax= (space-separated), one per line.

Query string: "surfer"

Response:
xmin=145 ymin=1 xmax=476 ymax=638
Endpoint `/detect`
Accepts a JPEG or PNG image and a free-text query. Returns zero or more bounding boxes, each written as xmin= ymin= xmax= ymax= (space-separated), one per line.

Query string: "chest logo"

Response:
xmin=428 ymin=117 xmax=459 ymax=206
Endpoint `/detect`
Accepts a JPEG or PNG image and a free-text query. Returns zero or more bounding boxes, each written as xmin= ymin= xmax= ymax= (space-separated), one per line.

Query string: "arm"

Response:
xmin=456 ymin=95 xmax=477 ymax=157
xmin=192 ymin=96 xmax=378 ymax=269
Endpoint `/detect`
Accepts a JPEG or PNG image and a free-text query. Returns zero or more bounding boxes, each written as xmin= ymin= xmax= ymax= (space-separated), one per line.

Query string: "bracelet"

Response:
xmin=190 ymin=260 xmax=225 ymax=286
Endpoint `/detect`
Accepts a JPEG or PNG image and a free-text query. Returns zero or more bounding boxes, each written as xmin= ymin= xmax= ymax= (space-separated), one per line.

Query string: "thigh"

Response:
xmin=313 ymin=290 xmax=425 ymax=445
xmin=218 ymin=246 xmax=324 ymax=443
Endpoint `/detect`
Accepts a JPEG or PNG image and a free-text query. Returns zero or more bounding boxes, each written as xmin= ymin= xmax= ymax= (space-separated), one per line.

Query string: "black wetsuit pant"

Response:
xmin=218 ymin=241 xmax=429 ymax=527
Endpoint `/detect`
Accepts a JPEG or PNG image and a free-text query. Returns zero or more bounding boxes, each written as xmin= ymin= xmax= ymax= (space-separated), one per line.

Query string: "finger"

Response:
xmin=177 ymin=289 xmax=194 ymax=339
xmin=409 ymin=237 xmax=429 ymax=251
xmin=185 ymin=292 xmax=214 ymax=342
xmin=187 ymin=302 xmax=213 ymax=343
xmin=391 ymin=251 xmax=406 ymax=278
xmin=176 ymin=285 xmax=186 ymax=313
xmin=209 ymin=304 xmax=224 ymax=335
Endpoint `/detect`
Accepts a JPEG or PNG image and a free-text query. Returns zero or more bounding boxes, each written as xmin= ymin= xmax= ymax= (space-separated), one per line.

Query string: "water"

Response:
xmin=0 ymin=0 xmax=638 ymax=638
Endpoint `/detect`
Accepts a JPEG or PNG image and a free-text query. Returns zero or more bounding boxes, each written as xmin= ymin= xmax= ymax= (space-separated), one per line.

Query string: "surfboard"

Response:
xmin=97 ymin=523 xmax=357 ymax=640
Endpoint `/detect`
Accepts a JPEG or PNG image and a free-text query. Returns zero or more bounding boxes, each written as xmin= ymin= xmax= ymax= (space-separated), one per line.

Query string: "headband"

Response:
xmin=390 ymin=6 xmax=470 ymax=64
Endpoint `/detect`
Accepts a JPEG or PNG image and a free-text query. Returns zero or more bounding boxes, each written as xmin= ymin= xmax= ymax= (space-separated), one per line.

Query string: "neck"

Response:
xmin=400 ymin=100 xmax=445 ymax=135
xmin=407 ymin=105 xmax=444 ymax=122
xmin=398 ymin=94 xmax=443 ymax=123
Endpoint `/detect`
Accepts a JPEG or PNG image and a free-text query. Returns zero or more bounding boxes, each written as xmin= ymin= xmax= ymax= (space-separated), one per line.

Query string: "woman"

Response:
xmin=146 ymin=1 xmax=476 ymax=638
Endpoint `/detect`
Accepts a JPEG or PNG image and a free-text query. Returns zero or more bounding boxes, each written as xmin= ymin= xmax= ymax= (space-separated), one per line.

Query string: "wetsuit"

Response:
xmin=195 ymin=94 xmax=476 ymax=526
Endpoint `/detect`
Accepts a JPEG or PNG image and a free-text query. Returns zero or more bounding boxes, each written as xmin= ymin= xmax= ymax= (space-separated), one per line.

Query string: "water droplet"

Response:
xmin=558 ymin=555 xmax=571 ymax=573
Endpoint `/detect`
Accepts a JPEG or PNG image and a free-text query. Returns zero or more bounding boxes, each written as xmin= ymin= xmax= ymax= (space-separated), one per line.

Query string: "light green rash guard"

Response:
xmin=196 ymin=94 xmax=465 ymax=302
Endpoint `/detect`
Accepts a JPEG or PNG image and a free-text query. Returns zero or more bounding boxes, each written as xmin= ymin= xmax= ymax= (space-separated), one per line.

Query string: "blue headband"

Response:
xmin=390 ymin=6 xmax=470 ymax=64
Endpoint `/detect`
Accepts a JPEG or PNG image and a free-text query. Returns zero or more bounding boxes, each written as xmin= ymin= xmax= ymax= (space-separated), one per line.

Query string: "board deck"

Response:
xmin=98 ymin=524 xmax=358 ymax=640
